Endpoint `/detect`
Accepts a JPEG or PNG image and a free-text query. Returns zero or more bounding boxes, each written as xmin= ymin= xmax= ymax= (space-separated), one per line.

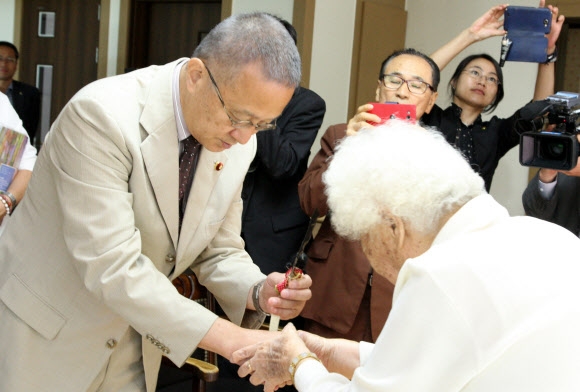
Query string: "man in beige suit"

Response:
xmin=0 ymin=13 xmax=311 ymax=392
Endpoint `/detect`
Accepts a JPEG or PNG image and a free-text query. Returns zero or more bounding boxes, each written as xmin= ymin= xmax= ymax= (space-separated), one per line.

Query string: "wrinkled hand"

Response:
xmin=540 ymin=0 xmax=565 ymax=51
xmin=262 ymin=272 xmax=312 ymax=319
xmin=468 ymin=4 xmax=507 ymax=42
xmin=297 ymin=329 xmax=332 ymax=368
xmin=346 ymin=103 xmax=380 ymax=136
xmin=233 ymin=323 xmax=308 ymax=392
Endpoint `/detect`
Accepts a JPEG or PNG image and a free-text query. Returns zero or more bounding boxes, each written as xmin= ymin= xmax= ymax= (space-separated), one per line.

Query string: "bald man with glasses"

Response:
xmin=0 ymin=13 xmax=312 ymax=392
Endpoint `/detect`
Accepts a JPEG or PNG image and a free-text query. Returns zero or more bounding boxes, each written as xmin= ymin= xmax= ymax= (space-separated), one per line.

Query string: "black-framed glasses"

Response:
xmin=380 ymin=74 xmax=434 ymax=95
xmin=202 ymin=61 xmax=277 ymax=132
xmin=462 ymin=68 xmax=500 ymax=86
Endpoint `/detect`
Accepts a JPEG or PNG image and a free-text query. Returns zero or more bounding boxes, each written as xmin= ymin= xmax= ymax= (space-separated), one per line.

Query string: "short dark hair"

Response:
xmin=0 ymin=41 xmax=19 ymax=60
xmin=379 ymin=48 xmax=440 ymax=91
xmin=268 ymin=14 xmax=297 ymax=45
xmin=448 ymin=53 xmax=504 ymax=113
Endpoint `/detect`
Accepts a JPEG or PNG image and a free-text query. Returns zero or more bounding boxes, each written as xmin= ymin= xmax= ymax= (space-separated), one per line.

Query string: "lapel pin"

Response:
xmin=214 ymin=161 xmax=224 ymax=171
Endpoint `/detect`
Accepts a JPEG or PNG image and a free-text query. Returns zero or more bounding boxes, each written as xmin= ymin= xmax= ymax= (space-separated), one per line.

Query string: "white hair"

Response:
xmin=323 ymin=120 xmax=485 ymax=239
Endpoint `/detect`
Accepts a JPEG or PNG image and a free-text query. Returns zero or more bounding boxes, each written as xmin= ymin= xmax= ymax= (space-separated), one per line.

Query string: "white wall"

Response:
xmin=0 ymin=1 xmax=16 ymax=43
xmin=106 ymin=0 xmax=121 ymax=77
xmin=309 ymin=0 xmax=357 ymax=144
xmin=232 ymin=0 xmax=294 ymax=18
xmin=0 ymin=0 xmax=532 ymax=215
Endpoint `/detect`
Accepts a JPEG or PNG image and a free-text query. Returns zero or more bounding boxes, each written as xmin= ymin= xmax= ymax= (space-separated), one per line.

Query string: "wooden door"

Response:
xmin=19 ymin=0 xmax=101 ymax=143
xmin=349 ymin=0 xmax=406 ymax=117
xmin=127 ymin=0 xmax=222 ymax=71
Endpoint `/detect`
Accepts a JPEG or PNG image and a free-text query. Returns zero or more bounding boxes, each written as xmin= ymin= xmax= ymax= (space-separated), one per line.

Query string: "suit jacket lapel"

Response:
xmin=140 ymin=60 xmax=184 ymax=249
xmin=141 ymin=128 xmax=179 ymax=248
xmin=176 ymin=149 xmax=228 ymax=264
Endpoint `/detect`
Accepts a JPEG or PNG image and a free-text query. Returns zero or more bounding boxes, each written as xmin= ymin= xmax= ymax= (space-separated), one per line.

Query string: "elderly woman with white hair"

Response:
xmin=233 ymin=120 xmax=580 ymax=392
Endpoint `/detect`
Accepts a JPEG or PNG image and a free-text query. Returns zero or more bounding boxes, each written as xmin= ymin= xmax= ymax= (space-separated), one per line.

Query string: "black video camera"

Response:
xmin=519 ymin=92 xmax=580 ymax=170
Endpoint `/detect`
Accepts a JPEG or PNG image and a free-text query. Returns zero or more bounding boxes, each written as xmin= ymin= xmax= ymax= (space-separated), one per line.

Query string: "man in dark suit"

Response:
xmin=241 ymin=86 xmax=325 ymax=276
xmin=522 ymin=144 xmax=580 ymax=237
xmin=0 ymin=41 xmax=41 ymax=145
xmin=210 ymin=81 xmax=325 ymax=392
xmin=241 ymin=17 xmax=325 ymax=278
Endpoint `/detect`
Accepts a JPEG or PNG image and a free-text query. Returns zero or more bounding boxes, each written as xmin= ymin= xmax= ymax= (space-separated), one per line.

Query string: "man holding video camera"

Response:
xmin=522 ymin=143 xmax=580 ymax=237
xmin=521 ymin=91 xmax=580 ymax=237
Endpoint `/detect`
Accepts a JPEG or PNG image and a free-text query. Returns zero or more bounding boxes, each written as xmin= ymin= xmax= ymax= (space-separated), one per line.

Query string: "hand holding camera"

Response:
xmin=346 ymin=102 xmax=416 ymax=137
xmin=367 ymin=103 xmax=416 ymax=125
xmin=519 ymin=92 xmax=580 ymax=171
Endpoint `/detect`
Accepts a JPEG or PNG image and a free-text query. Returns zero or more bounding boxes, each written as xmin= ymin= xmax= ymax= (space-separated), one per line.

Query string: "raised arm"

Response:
xmin=533 ymin=1 xmax=565 ymax=100
xmin=430 ymin=4 xmax=507 ymax=71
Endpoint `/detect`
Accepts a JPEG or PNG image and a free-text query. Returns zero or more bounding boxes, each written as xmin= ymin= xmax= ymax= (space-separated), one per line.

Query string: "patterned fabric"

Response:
xmin=179 ymin=136 xmax=200 ymax=227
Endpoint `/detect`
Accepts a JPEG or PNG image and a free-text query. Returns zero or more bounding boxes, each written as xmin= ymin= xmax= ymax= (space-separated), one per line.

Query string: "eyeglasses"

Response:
xmin=380 ymin=74 xmax=434 ymax=95
xmin=0 ymin=56 xmax=17 ymax=64
xmin=202 ymin=61 xmax=277 ymax=132
xmin=462 ymin=68 xmax=500 ymax=86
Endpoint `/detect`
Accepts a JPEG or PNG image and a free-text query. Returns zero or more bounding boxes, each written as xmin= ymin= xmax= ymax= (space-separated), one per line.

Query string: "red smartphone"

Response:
xmin=368 ymin=102 xmax=416 ymax=125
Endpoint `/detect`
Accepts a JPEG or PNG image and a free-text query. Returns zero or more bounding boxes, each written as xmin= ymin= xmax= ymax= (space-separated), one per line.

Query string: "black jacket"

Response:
xmin=523 ymin=172 xmax=580 ymax=236
xmin=11 ymin=80 xmax=41 ymax=144
xmin=241 ymin=87 xmax=326 ymax=274
xmin=422 ymin=103 xmax=521 ymax=191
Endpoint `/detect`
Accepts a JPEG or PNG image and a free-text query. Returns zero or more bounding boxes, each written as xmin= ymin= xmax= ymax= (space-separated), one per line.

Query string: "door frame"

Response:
xmin=12 ymin=0 xmax=315 ymax=84
xmin=115 ymin=0 xmax=314 ymax=86
xmin=13 ymin=0 xmax=110 ymax=80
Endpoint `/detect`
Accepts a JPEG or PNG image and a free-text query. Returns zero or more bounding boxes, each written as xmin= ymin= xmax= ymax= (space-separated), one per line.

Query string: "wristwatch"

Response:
xmin=545 ymin=46 xmax=558 ymax=64
xmin=252 ymin=279 xmax=269 ymax=316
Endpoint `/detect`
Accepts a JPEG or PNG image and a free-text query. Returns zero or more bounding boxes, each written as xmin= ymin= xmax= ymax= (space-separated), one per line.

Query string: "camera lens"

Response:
xmin=540 ymin=140 xmax=566 ymax=159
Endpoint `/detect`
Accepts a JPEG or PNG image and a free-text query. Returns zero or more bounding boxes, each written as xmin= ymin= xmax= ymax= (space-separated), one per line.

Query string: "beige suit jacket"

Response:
xmin=0 ymin=59 xmax=265 ymax=391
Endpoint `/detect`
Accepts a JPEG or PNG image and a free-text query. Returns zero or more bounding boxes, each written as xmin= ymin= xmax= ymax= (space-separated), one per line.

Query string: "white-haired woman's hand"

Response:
xmin=298 ymin=329 xmax=362 ymax=379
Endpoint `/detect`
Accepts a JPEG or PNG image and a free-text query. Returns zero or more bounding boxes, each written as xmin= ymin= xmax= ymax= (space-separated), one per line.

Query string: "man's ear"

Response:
xmin=375 ymin=81 xmax=381 ymax=102
xmin=424 ymin=90 xmax=438 ymax=115
xmin=184 ymin=58 xmax=205 ymax=92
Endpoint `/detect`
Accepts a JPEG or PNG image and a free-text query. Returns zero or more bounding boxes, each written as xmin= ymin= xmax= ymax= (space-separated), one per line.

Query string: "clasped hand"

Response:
xmin=233 ymin=323 xmax=319 ymax=392
xmin=262 ymin=272 xmax=312 ymax=320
